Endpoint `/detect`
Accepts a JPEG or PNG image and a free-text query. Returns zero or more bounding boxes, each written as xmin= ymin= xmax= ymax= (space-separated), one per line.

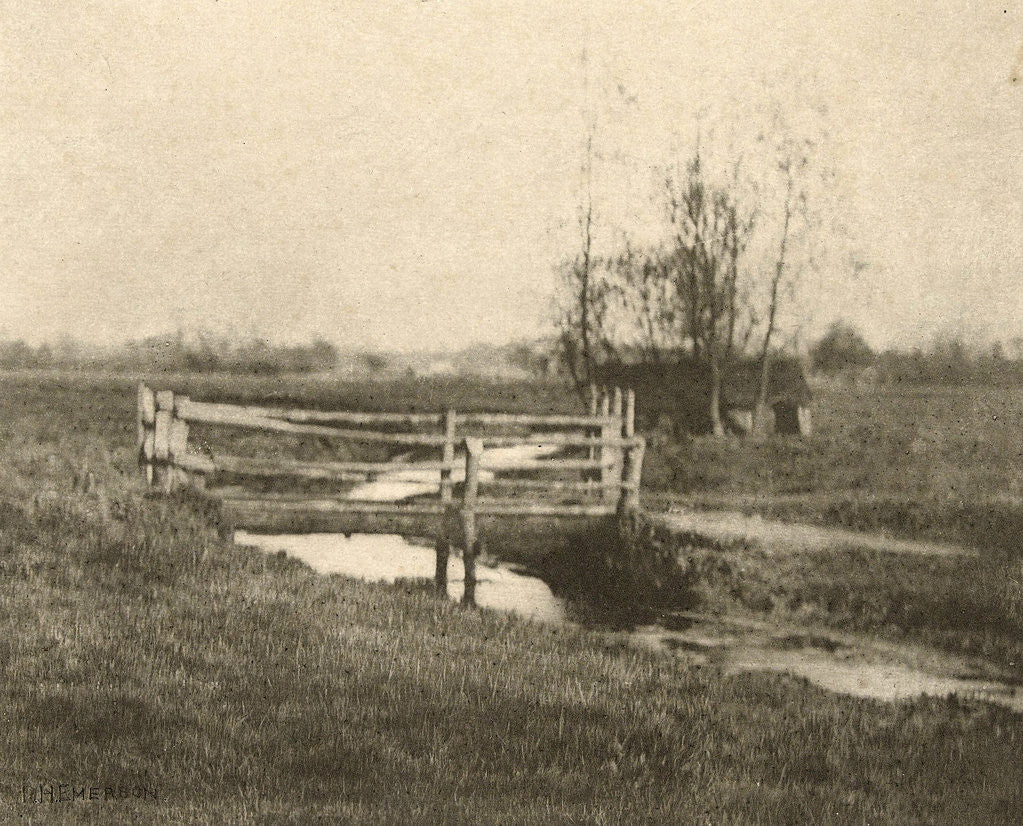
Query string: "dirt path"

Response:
xmin=647 ymin=507 xmax=977 ymax=557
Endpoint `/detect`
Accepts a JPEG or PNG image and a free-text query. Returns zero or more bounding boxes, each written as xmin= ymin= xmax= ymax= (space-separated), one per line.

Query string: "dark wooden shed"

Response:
xmin=722 ymin=360 xmax=813 ymax=436
xmin=595 ymin=356 xmax=813 ymax=437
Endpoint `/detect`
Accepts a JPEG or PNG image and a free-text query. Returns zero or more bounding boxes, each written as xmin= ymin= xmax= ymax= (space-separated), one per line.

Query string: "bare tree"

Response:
xmin=557 ymin=89 xmax=831 ymax=434
xmin=557 ymin=127 xmax=608 ymax=398
xmin=750 ymin=127 xmax=824 ymax=434
xmin=612 ymin=241 xmax=674 ymax=365
xmin=592 ymin=149 xmax=758 ymax=435
xmin=555 ymin=53 xmax=635 ymax=400
xmin=662 ymin=151 xmax=756 ymax=435
xmin=751 ymin=156 xmax=795 ymax=433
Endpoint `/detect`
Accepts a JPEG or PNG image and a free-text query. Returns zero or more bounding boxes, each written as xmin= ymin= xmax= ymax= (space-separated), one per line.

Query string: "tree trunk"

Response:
xmin=753 ymin=166 xmax=793 ymax=436
xmin=753 ymin=350 xmax=772 ymax=436
xmin=709 ymin=354 xmax=725 ymax=437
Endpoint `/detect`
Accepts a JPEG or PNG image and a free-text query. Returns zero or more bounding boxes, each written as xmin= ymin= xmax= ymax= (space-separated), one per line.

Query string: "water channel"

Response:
xmin=234 ymin=445 xmax=1023 ymax=714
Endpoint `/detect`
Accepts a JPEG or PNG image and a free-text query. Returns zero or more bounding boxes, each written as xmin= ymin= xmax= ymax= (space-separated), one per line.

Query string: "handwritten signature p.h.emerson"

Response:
xmin=18 ymin=782 xmax=159 ymax=804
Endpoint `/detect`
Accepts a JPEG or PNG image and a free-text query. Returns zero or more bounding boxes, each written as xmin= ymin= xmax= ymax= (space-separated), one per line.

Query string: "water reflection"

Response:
xmin=235 ymin=531 xmax=567 ymax=624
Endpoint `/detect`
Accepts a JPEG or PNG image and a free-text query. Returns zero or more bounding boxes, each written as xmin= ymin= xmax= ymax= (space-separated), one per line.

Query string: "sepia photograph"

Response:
xmin=2 ymin=1 xmax=1022 ymax=822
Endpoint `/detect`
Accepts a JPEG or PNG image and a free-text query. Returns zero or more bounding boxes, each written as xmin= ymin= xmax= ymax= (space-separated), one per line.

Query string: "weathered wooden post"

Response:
xmin=622 ymin=439 xmax=645 ymax=511
xmin=460 ymin=436 xmax=483 ymax=606
xmin=169 ymin=396 xmax=192 ymax=492
xmin=624 ymin=387 xmax=635 ymax=440
xmin=137 ymin=383 xmax=156 ymax=486
xmin=586 ymin=383 xmax=599 ymax=495
xmin=153 ymin=390 xmax=175 ymax=492
xmin=435 ymin=408 xmax=456 ymax=594
xmin=599 ymin=388 xmax=612 ymax=504
xmin=610 ymin=386 xmax=624 ymax=503
xmin=620 ymin=388 xmax=642 ymax=511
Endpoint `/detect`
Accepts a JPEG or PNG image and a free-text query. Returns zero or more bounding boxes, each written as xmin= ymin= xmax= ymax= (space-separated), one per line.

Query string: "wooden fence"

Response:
xmin=137 ymin=383 xmax=645 ymax=604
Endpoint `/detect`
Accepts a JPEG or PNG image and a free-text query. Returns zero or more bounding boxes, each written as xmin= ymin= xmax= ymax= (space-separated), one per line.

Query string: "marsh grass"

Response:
xmin=1 ymin=373 xmax=1022 ymax=822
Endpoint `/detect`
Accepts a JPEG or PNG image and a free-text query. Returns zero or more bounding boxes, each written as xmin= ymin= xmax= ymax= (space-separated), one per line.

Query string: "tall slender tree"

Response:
xmin=662 ymin=151 xmax=756 ymax=435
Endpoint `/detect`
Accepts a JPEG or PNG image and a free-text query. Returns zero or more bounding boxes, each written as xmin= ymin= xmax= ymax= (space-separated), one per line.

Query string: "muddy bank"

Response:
xmin=533 ymin=507 xmax=1023 ymax=710
xmin=630 ymin=612 xmax=1023 ymax=714
xmin=570 ymin=509 xmax=1023 ymax=679
xmin=536 ymin=509 xmax=695 ymax=615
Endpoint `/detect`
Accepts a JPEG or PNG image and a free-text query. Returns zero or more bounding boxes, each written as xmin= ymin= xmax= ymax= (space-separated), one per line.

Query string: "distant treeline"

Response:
xmin=0 ymin=332 xmax=338 ymax=374
xmin=5 ymin=323 xmax=1023 ymax=386
xmin=810 ymin=321 xmax=1023 ymax=385
xmin=866 ymin=349 xmax=1023 ymax=386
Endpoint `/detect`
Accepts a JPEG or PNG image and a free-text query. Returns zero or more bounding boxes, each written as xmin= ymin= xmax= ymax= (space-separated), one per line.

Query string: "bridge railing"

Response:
xmin=136 ymin=383 xmax=645 ymax=604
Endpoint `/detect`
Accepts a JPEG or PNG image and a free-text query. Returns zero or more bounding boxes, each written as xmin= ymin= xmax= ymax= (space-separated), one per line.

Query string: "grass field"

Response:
xmin=643 ymin=381 xmax=1023 ymax=553
xmin=2 ymin=372 xmax=1023 ymax=822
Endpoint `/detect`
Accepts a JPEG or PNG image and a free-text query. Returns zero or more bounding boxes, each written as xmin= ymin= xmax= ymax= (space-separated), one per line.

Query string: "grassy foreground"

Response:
xmin=3 ymin=495 xmax=1023 ymax=823
xmin=1 ymin=374 xmax=1022 ymax=822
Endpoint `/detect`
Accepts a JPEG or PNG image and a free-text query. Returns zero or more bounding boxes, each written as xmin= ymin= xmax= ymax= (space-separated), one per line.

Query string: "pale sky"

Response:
xmin=2 ymin=1 xmax=1021 ymax=351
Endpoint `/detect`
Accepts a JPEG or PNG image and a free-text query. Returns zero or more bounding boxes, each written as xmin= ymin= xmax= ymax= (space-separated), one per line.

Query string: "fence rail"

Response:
xmin=137 ymin=382 xmax=645 ymax=605
xmin=176 ymin=398 xmax=446 ymax=427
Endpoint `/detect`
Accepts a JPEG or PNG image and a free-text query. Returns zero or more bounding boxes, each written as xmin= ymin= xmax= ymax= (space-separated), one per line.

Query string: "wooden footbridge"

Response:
xmin=137 ymin=383 xmax=645 ymax=604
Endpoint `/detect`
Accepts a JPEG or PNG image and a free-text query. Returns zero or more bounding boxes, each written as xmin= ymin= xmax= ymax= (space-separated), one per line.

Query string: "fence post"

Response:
xmin=586 ymin=383 xmax=598 ymax=496
xmin=623 ymin=439 xmax=645 ymax=511
xmin=137 ymin=383 xmax=156 ymax=486
xmin=619 ymin=387 xmax=637 ymax=511
xmin=461 ymin=437 xmax=483 ymax=606
xmin=435 ymin=408 xmax=457 ymax=594
xmin=611 ymin=387 xmax=624 ymax=504
xmin=154 ymin=390 xmax=174 ymax=492
xmin=169 ymin=396 xmax=191 ymax=492
xmin=599 ymin=388 xmax=611 ymax=504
